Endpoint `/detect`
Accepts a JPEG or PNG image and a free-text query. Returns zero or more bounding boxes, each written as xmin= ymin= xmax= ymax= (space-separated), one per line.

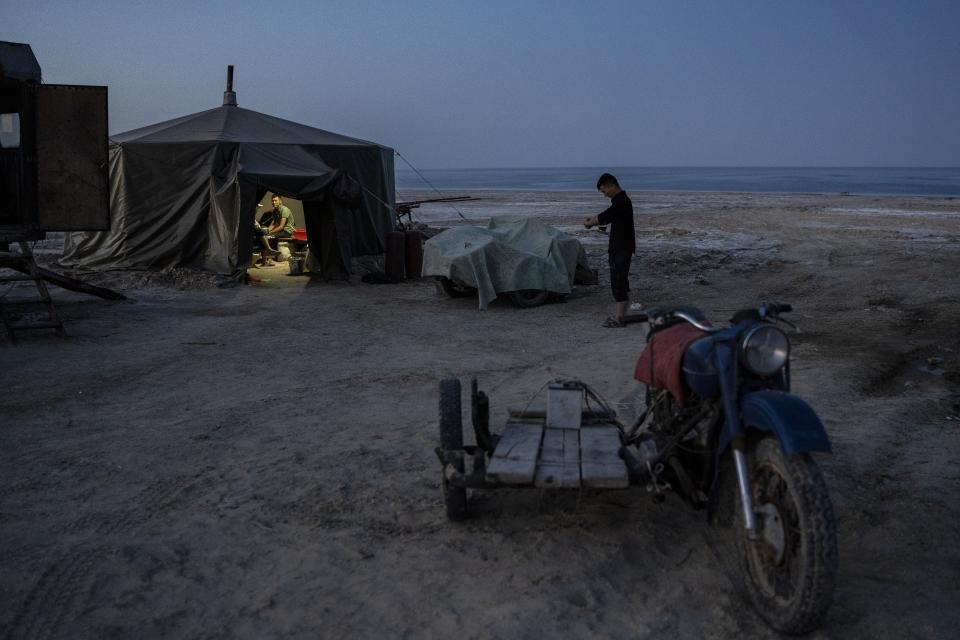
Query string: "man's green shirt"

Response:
xmin=261 ymin=204 xmax=295 ymax=234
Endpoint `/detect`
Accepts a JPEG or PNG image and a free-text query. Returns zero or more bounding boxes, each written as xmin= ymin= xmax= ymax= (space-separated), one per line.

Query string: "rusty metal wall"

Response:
xmin=33 ymin=84 xmax=109 ymax=231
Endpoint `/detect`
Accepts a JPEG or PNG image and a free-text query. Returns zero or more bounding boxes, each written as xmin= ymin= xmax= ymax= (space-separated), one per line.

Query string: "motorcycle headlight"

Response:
xmin=741 ymin=325 xmax=789 ymax=376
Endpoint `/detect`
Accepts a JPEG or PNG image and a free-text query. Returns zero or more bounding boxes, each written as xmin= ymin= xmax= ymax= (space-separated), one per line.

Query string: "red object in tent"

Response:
xmin=291 ymin=228 xmax=307 ymax=242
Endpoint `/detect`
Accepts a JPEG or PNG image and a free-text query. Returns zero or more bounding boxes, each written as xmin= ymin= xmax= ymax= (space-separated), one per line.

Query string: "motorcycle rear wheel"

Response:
xmin=734 ymin=436 xmax=837 ymax=634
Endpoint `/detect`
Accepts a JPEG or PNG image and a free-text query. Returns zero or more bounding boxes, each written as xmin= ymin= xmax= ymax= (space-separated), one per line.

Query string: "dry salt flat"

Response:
xmin=1 ymin=190 xmax=959 ymax=638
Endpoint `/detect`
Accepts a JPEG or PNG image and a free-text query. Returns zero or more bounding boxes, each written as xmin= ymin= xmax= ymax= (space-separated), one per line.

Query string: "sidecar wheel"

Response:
xmin=438 ymin=378 xmax=468 ymax=520
xmin=733 ymin=436 xmax=837 ymax=634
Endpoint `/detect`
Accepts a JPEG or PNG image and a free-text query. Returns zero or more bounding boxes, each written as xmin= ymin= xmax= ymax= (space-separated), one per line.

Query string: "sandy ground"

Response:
xmin=1 ymin=191 xmax=959 ymax=639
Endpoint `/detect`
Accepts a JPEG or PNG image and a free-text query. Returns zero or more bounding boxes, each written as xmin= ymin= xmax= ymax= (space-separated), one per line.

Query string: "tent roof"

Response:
xmin=112 ymin=104 xmax=392 ymax=150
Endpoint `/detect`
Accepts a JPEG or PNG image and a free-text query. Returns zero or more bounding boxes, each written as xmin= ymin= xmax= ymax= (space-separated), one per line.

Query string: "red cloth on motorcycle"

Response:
xmin=635 ymin=323 xmax=710 ymax=408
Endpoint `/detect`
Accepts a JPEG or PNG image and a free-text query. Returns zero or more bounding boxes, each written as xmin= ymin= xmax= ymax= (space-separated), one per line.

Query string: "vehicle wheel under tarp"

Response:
xmin=437 ymin=277 xmax=476 ymax=298
xmin=438 ymin=378 xmax=468 ymax=520
xmin=506 ymin=289 xmax=550 ymax=308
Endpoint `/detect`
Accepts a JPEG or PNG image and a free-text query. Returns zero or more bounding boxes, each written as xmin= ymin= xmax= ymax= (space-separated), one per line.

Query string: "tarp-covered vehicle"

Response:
xmin=422 ymin=216 xmax=590 ymax=309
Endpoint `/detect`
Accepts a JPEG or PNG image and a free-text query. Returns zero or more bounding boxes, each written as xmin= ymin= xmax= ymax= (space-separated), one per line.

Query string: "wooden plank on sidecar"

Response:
xmin=535 ymin=428 xmax=581 ymax=488
xmin=486 ymin=420 xmax=544 ymax=485
xmin=580 ymin=425 xmax=629 ymax=489
xmin=508 ymin=405 xmax=616 ymax=420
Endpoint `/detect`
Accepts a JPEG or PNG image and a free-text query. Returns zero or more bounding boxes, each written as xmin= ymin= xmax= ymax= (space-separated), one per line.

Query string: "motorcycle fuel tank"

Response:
xmin=682 ymin=336 xmax=720 ymax=398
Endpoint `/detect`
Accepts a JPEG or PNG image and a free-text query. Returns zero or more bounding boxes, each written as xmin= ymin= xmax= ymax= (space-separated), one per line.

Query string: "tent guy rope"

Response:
xmin=395 ymin=151 xmax=468 ymax=220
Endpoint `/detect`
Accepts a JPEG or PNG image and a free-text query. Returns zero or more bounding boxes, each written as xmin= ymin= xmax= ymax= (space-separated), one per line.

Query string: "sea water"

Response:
xmin=396 ymin=166 xmax=960 ymax=196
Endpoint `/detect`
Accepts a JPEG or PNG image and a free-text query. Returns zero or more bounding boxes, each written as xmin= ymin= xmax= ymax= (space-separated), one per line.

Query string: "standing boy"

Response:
xmin=584 ymin=173 xmax=635 ymax=327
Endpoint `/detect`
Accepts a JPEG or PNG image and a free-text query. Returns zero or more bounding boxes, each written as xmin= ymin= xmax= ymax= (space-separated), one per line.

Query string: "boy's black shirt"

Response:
xmin=596 ymin=191 xmax=635 ymax=254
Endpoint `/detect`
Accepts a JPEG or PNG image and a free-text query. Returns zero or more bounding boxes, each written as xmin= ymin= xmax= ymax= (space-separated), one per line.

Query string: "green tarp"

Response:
xmin=423 ymin=216 xmax=588 ymax=309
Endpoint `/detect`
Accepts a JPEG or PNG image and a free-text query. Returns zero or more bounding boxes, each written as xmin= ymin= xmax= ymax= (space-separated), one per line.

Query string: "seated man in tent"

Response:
xmin=253 ymin=194 xmax=296 ymax=266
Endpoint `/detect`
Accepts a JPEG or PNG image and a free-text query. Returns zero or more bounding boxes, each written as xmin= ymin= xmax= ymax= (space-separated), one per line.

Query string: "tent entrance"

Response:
xmin=303 ymin=198 xmax=347 ymax=279
xmin=253 ymin=191 xmax=345 ymax=278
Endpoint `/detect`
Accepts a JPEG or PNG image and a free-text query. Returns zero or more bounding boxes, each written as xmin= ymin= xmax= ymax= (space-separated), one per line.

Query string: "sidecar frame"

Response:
xmin=435 ymin=378 xmax=637 ymax=495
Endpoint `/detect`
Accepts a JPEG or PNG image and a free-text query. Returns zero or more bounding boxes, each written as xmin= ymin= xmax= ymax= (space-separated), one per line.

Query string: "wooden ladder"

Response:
xmin=0 ymin=241 xmax=65 ymax=343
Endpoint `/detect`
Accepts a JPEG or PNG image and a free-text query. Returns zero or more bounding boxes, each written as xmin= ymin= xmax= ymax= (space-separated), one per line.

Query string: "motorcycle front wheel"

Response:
xmin=734 ymin=436 xmax=838 ymax=635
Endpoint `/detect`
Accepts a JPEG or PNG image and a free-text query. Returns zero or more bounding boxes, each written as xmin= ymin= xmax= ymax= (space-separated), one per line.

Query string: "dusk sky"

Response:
xmin=6 ymin=1 xmax=959 ymax=169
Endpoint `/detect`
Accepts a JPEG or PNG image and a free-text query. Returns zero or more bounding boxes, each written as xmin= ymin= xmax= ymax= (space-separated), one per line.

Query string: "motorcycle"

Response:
xmin=434 ymin=301 xmax=837 ymax=634
xmin=623 ymin=302 xmax=837 ymax=634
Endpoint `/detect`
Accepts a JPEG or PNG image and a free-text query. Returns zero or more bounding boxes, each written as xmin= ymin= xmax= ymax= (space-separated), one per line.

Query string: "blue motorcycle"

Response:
xmin=435 ymin=302 xmax=837 ymax=633
xmin=625 ymin=302 xmax=838 ymax=634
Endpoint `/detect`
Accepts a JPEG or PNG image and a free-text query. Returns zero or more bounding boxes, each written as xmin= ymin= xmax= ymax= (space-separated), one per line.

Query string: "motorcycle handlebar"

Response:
xmin=762 ymin=302 xmax=800 ymax=333
xmin=645 ymin=303 xmax=794 ymax=332
xmin=672 ymin=311 xmax=717 ymax=333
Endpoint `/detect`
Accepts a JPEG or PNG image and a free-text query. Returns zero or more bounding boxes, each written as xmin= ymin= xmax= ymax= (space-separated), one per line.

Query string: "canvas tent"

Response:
xmin=62 ymin=91 xmax=395 ymax=275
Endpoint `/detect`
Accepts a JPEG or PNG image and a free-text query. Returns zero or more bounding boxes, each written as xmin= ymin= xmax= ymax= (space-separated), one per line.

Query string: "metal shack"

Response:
xmin=0 ymin=41 xmax=109 ymax=243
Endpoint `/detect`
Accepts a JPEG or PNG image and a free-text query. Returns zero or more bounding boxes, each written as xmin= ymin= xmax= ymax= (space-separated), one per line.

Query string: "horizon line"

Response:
xmin=397 ymin=164 xmax=960 ymax=171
